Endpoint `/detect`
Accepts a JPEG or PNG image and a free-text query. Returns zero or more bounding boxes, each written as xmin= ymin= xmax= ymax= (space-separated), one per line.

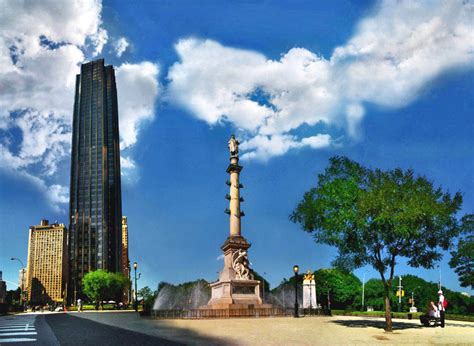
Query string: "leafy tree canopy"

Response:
xmin=314 ymin=268 xmax=361 ymax=309
xmin=82 ymin=270 xmax=129 ymax=302
xmin=363 ymin=279 xmax=385 ymax=311
xmin=449 ymin=214 xmax=474 ymax=289
xmin=291 ymin=156 xmax=467 ymax=331
xmin=138 ymin=286 xmax=155 ymax=301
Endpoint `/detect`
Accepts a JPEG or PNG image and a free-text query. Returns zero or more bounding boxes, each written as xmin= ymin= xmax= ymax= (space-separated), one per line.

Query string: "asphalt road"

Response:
xmin=0 ymin=314 xmax=44 ymax=345
xmin=0 ymin=313 xmax=182 ymax=346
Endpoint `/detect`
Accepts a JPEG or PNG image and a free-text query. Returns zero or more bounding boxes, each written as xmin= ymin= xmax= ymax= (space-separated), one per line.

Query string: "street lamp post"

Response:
xmin=293 ymin=265 xmax=299 ymax=318
xmin=10 ymin=258 xmax=25 ymax=308
xmin=133 ymin=262 xmax=141 ymax=312
xmin=398 ymin=276 xmax=403 ymax=312
xmin=437 ymin=265 xmax=442 ymax=290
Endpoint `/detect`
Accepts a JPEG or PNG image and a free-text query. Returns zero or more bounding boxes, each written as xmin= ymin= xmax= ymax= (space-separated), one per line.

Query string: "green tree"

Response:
xmin=290 ymin=156 xmax=466 ymax=331
xmin=138 ymin=286 xmax=154 ymax=301
xmin=363 ymin=279 xmax=384 ymax=311
xmin=139 ymin=286 xmax=157 ymax=313
xmin=449 ymin=215 xmax=474 ymax=289
xmin=82 ymin=270 xmax=129 ymax=303
xmin=314 ymin=268 xmax=361 ymax=309
xmin=6 ymin=288 xmax=21 ymax=306
xmin=108 ymin=272 xmax=129 ymax=301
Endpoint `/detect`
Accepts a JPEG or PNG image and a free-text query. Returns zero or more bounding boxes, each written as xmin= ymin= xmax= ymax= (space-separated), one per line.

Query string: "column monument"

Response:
xmin=205 ymin=135 xmax=270 ymax=309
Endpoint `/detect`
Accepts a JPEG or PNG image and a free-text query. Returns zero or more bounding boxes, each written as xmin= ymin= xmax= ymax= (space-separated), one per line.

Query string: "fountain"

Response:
xmin=153 ymin=280 xmax=211 ymax=310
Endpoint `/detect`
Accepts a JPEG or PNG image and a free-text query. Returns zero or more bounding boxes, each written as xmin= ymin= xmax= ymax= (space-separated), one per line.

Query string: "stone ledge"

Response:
xmin=221 ymin=236 xmax=251 ymax=252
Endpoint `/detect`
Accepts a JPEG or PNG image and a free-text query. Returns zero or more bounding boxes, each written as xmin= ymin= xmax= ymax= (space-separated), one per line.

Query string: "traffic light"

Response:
xmin=395 ymin=290 xmax=405 ymax=297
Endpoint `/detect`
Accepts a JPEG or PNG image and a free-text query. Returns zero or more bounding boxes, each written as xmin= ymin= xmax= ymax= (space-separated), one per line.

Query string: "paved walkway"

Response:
xmin=72 ymin=311 xmax=474 ymax=345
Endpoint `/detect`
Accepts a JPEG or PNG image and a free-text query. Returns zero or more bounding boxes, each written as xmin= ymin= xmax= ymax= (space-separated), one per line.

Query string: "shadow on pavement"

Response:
xmin=331 ymin=318 xmax=423 ymax=331
xmin=445 ymin=322 xmax=474 ymax=328
xmin=45 ymin=313 xmax=233 ymax=345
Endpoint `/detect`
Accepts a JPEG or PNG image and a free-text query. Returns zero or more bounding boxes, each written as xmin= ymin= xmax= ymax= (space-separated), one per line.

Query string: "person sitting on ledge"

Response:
xmin=427 ymin=301 xmax=439 ymax=318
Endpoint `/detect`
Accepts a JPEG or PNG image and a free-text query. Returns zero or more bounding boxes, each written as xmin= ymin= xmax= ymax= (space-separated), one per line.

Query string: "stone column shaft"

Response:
xmin=229 ymin=157 xmax=241 ymax=237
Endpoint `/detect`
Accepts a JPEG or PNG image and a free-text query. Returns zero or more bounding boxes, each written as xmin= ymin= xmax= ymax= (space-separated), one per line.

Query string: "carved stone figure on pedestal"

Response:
xmin=203 ymin=135 xmax=271 ymax=310
xmin=232 ymin=249 xmax=253 ymax=280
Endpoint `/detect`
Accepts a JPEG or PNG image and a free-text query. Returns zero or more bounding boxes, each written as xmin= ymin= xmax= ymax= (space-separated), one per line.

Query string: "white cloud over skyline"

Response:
xmin=1 ymin=0 xmax=472 ymax=209
xmin=116 ymin=62 xmax=160 ymax=150
xmin=0 ymin=0 xmax=159 ymax=210
xmin=168 ymin=0 xmax=474 ymax=161
xmin=114 ymin=37 xmax=129 ymax=57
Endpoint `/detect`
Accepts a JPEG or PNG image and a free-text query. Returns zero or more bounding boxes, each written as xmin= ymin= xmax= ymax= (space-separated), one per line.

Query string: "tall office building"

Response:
xmin=69 ymin=59 xmax=123 ymax=299
xmin=26 ymin=220 xmax=68 ymax=303
xmin=121 ymin=216 xmax=130 ymax=303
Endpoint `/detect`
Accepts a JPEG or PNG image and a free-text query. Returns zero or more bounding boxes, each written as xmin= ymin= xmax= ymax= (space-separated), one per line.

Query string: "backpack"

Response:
xmin=443 ymin=299 xmax=448 ymax=309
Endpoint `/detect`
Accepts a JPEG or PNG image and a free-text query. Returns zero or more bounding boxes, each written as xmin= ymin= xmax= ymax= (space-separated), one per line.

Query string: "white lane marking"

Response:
xmin=0 ymin=328 xmax=36 ymax=332
xmin=0 ymin=332 xmax=38 ymax=336
xmin=0 ymin=338 xmax=37 ymax=343
xmin=0 ymin=320 xmax=34 ymax=325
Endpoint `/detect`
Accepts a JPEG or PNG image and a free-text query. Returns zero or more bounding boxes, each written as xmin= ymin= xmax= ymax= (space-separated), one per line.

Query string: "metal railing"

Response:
xmin=151 ymin=307 xmax=330 ymax=319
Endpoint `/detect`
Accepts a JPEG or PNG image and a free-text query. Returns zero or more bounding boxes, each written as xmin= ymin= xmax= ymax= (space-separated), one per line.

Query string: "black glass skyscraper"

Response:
xmin=69 ymin=59 xmax=122 ymax=299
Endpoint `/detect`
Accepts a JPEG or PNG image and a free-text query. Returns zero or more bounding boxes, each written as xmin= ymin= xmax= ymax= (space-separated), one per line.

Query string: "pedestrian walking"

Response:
xmin=77 ymin=298 xmax=83 ymax=312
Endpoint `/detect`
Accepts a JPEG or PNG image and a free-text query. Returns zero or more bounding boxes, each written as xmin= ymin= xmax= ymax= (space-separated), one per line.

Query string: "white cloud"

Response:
xmin=332 ymin=1 xmax=474 ymax=108
xmin=0 ymin=145 xmax=68 ymax=212
xmin=114 ymin=37 xmax=129 ymax=57
xmin=91 ymin=28 xmax=108 ymax=56
xmin=116 ymin=62 xmax=160 ymax=150
xmin=0 ymin=0 xmax=106 ymax=210
xmin=120 ymin=156 xmax=136 ymax=169
xmin=240 ymin=134 xmax=332 ymax=161
xmin=168 ymin=1 xmax=474 ymax=160
xmin=0 ymin=0 xmax=159 ymax=210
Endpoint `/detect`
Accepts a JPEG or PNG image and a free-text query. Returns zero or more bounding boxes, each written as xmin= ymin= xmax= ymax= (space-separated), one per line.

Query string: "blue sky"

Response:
xmin=0 ymin=0 xmax=473 ymax=295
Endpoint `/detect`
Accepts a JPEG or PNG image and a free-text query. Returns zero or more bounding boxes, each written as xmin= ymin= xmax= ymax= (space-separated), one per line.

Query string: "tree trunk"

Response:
xmin=383 ymin=283 xmax=393 ymax=332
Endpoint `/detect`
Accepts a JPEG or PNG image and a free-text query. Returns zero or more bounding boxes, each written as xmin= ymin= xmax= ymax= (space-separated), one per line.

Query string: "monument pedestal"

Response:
xmin=204 ymin=235 xmax=271 ymax=309
xmin=206 ymin=279 xmax=265 ymax=309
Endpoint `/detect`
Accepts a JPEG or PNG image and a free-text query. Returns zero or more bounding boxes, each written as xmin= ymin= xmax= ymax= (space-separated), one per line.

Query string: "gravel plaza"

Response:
xmin=71 ymin=311 xmax=474 ymax=345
